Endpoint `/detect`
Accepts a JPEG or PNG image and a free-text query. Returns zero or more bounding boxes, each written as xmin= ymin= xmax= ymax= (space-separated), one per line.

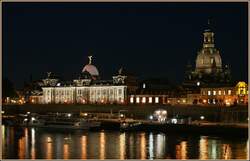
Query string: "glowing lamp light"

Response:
xmin=27 ymin=112 xmax=30 ymax=115
xmin=156 ymin=110 xmax=161 ymax=115
xmin=101 ymin=99 xmax=104 ymax=103
xmin=31 ymin=99 xmax=35 ymax=103
xmin=24 ymin=118 xmax=28 ymax=121
xmin=171 ymin=118 xmax=177 ymax=124
xmin=197 ymin=81 xmax=200 ymax=86
xmin=149 ymin=115 xmax=153 ymax=120
xmin=67 ymin=113 xmax=72 ymax=117
xmin=130 ymin=97 xmax=134 ymax=103
xmin=203 ymin=99 xmax=207 ymax=103
xmin=47 ymin=137 xmax=52 ymax=143
xmin=82 ymin=99 xmax=86 ymax=103
xmin=1 ymin=111 xmax=4 ymax=114
xmin=142 ymin=97 xmax=146 ymax=103
xmin=83 ymin=113 xmax=88 ymax=116
xmin=120 ymin=114 xmax=124 ymax=118
xmin=31 ymin=117 xmax=35 ymax=121
xmin=200 ymin=116 xmax=205 ymax=120
xmin=162 ymin=110 xmax=167 ymax=115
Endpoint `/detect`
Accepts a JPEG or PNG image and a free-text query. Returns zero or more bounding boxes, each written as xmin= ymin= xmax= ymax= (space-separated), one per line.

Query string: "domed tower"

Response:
xmin=195 ymin=21 xmax=222 ymax=74
xmin=82 ymin=55 xmax=99 ymax=80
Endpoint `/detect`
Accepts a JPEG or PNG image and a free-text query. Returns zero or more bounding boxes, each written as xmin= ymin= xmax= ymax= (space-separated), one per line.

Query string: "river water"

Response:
xmin=2 ymin=125 xmax=249 ymax=159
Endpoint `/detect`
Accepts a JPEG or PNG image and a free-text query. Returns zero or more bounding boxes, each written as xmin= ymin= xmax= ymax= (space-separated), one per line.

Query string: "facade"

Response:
xmin=167 ymin=81 xmax=248 ymax=106
xmin=40 ymin=56 xmax=131 ymax=104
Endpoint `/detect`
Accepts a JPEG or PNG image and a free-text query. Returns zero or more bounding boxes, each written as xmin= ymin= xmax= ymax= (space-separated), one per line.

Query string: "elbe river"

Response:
xmin=2 ymin=125 xmax=249 ymax=159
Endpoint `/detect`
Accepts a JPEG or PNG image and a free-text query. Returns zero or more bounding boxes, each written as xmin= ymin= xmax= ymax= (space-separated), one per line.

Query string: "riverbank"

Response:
xmin=2 ymin=104 xmax=248 ymax=122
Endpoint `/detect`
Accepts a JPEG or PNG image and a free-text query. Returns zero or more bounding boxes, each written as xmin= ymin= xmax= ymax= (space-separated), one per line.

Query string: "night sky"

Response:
xmin=3 ymin=2 xmax=248 ymax=89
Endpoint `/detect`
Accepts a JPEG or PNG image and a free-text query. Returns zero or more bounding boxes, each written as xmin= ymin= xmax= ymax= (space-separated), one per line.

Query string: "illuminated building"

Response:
xmin=235 ymin=81 xmax=248 ymax=104
xmin=167 ymin=81 xmax=248 ymax=106
xmin=39 ymin=56 xmax=137 ymax=104
xmin=183 ymin=21 xmax=232 ymax=89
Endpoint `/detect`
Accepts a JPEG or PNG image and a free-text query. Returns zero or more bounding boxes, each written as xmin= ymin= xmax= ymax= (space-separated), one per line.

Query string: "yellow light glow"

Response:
xmin=142 ymin=97 xmax=146 ymax=103
xmin=155 ymin=97 xmax=159 ymax=103
xmin=100 ymin=132 xmax=105 ymax=160
xmin=119 ymin=133 xmax=126 ymax=159
xmin=149 ymin=97 xmax=152 ymax=103
xmin=130 ymin=97 xmax=134 ymax=103
xmin=136 ymin=97 xmax=140 ymax=103
xmin=81 ymin=135 xmax=87 ymax=159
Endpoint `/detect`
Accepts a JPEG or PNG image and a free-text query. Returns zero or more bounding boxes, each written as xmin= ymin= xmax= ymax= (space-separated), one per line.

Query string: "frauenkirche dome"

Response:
xmin=195 ymin=27 xmax=222 ymax=74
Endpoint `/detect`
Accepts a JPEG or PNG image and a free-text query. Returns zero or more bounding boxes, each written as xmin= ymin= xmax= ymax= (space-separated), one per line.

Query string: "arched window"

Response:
xmin=210 ymin=58 xmax=214 ymax=64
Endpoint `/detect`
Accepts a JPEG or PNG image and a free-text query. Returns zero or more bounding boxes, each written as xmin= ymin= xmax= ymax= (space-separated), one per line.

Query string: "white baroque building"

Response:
xmin=41 ymin=56 xmax=129 ymax=104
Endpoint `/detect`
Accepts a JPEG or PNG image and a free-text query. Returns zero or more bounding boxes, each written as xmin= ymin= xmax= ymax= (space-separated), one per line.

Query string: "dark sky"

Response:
xmin=3 ymin=2 xmax=248 ymax=89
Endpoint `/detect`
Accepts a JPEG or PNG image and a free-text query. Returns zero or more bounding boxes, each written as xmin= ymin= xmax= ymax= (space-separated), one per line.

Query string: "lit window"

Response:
xmin=155 ymin=97 xmax=159 ymax=103
xmin=149 ymin=97 xmax=152 ymax=103
xmin=228 ymin=90 xmax=232 ymax=95
xmin=223 ymin=90 xmax=226 ymax=95
xmin=213 ymin=91 xmax=216 ymax=96
xmin=210 ymin=58 xmax=214 ymax=64
xmin=130 ymin=97 xmax=134 ymax=103
xmin=142 ymin=97 xmax=146 ymax=103
xmin=213 ymin=99 xmax=216 ymax=104
xmin=208 ymin=91 xmax=211 ymax=96
xmin=142 ymin=83 xmax=146 ymax=89
xmin=136 ymin=97 xmax=140 ymax=103
xmin=207 ymin=99 xmax=210 ymax=104
xmin=218 ymin=90 xmax=221 ymax=95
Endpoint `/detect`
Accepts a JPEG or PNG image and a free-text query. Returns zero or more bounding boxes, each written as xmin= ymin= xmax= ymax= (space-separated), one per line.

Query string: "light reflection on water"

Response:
xmin=1 ymin=126 xmax=248 ymax=159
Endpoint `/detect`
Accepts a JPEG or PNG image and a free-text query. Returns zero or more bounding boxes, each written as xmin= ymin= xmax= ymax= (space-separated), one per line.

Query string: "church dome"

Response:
xmin=195 ymin=27 xmax=222 ymax=74
xmin=82 ymin=64 xmax=99 ymax=76
xmin=196 ymin=48 xmax=222 ymax=72
xmin=82 ymin=55 xmax=99 ymax=76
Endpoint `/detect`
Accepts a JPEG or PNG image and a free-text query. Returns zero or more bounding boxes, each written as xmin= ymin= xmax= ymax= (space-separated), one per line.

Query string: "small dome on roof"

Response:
xmin=82 ymin=55 xmax=99 ymax=76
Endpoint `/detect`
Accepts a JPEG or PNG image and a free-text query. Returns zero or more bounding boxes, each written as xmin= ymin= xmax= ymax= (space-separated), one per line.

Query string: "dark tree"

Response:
xmin=2 ymin=78 xmax=18 ymax=99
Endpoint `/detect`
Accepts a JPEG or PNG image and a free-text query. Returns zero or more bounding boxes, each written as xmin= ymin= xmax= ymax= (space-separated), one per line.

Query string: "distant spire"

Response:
xmin=205 ymin=18 xmax=212 ymax=32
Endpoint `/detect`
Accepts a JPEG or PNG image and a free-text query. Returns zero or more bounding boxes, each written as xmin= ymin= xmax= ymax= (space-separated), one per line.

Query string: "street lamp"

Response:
xmin=200 ymin=116 xmax=205 ymax=120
